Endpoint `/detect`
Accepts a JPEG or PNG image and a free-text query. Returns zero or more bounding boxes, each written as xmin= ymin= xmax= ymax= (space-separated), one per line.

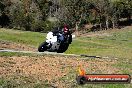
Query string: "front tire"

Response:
xmin=38 ymin=42 xmax=48 ymax=52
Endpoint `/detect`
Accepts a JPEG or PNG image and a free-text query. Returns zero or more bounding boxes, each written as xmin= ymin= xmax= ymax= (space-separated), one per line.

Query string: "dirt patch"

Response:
xmin=75 ymin=26 xmax=132 ymax=37
xmin=74 ymin=30 xmax=112 ymax=37
xmin=0 ymin=56 xmax=121 ymax=87
xmin=80 ymin=32 xmax=112 ymax=37
xmin=0 ymin=40 xmax=36 ymax=51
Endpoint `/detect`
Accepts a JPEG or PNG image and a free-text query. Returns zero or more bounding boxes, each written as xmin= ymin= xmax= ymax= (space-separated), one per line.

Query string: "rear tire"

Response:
xmin=57 ymin=43 xmax=69 ymax=53
xmin=38 ymin=42 xmax=48 ymax=52
xmin=68 ymin=35 xmax=72 ymax=44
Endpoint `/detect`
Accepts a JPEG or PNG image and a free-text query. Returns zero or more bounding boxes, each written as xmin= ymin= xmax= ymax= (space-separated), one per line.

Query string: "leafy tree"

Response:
xmin=33 ymin=0 xmax=52 ymax=21
xmin=56 ymin=0 xmax=91 ymax=28
xmin=1 ymin=0 xmax=132 ymax=32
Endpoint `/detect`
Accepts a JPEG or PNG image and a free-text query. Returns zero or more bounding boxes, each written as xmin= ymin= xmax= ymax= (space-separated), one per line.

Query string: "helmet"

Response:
xmin=63 ymin=24 xmax=69 ymax=33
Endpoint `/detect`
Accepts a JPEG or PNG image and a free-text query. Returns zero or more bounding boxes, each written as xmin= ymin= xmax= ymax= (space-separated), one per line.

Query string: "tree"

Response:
xmin=33 ymin=0 xmax=51 ymax=21
xmin=0 ymin=0 xmax=11 ymax=28
xmin=55 ymin=0 xmax=91 ymax=28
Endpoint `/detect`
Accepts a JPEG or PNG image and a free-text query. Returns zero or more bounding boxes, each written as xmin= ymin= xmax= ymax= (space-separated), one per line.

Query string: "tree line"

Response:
xmin=0 ymin=0 xmax=132 ymax=32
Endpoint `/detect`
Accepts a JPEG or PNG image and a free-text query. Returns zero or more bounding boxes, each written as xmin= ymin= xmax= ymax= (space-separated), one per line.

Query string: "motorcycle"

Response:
xmin=38 ymin=29 xmax=74 ymax=53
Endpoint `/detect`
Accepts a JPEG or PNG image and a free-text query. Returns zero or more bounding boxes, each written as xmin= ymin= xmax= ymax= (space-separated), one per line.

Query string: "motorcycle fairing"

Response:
xmin=46 ymin=32 xmax=57 ymax=43
xmin=45 ymin=32 xmax=60 ymax=51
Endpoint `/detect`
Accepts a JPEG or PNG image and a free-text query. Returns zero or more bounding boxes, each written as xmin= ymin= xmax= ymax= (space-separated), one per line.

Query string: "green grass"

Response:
xmin=0 ymin=76 xmax=131 ymax=88
xmin=112 ymin=58 xmax=132 ymax=74
xmin=0 ymin=76 xmax=51 ymax=88
xmin=0 ymin=27 xmax=132 ymax=59
xmin=0 ymin=27 xmax=132 ymax=87
xmin=66 ymin=29 xmax=132 ymax=59
xmin=0 ymin=28 xmax=46 ymax=47
xmin=0 ymin=29 xmax=132 ymax=59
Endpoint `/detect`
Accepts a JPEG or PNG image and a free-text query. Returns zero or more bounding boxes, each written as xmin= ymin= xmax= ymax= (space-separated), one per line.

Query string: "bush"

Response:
xmin=31 ymin=20 xmax=56 ymax=33
xmin=41 ymin=20 xmax=56 ymax=33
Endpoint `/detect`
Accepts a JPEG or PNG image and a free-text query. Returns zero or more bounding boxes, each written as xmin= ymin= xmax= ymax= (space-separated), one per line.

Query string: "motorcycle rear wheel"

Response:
xmin=57 ymin=43 xmax=69 ymax=53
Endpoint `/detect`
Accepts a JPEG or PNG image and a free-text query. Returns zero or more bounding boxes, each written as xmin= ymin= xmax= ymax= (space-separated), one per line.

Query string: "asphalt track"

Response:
xmin=0 ymin=48 xmax=104 ymax=58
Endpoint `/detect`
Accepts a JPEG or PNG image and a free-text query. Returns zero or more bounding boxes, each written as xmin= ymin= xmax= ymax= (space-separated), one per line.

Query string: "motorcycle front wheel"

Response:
xmin=38 ymin=42 xmax=48 ymax=52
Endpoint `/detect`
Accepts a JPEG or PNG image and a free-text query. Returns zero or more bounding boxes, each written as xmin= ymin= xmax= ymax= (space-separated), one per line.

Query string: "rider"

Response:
xmin=52 ymin=24 xmax=71 ymax=43
xmin=52 ymin=25 xmax=64 ymax=42
xmin=63 ymin=24 xmax=72 ymax=44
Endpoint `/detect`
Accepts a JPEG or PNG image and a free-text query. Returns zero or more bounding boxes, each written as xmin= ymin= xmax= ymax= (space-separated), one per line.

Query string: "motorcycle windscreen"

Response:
xmin=46 ymin=32 xmax=57 ymax=43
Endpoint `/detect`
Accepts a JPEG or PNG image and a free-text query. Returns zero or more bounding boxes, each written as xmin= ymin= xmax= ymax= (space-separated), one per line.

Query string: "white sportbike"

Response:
xmin=38 ymin=31 xmax=75 ymax=53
